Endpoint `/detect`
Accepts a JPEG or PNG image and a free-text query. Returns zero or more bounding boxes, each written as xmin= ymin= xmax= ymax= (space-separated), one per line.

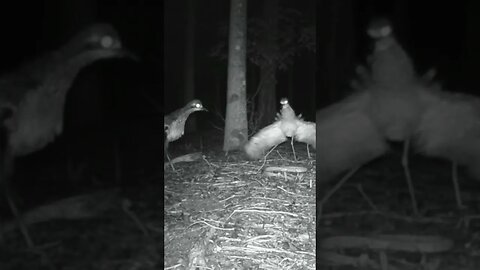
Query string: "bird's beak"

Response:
xmin=117 ymin=49 xmax=140 ymax=61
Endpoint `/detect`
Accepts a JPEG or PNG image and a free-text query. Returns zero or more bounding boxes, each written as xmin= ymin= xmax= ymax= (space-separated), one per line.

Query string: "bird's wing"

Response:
xmin=245 ymin=121 xmax=287 ymax=159
xmin=317 ymin=91 xmax=389 ymax=182
xmin=294 ymin=119 xmax=316 ymax=148
xmin=414 ymin=89 xmax=480 ymax=179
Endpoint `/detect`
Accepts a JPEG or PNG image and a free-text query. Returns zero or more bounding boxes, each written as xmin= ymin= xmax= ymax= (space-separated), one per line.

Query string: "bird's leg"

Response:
xmin=318 ymin=166 xmax=360 ymax=217
xmin=1 ymin=155 xmax=35 ymax=248
xmin=166 ymin=153 xmax=175 ymax=171
xmin=402 ymin=138 xmax=419 ymax=216
xmin=164 ymin=140 xmax=176 ymax=171
xmin=290 ymin=137 xmax=297 ymax=161
xmin=451 ymin=161 xmax=465 ymax=209
xmin=306 ymin=144 xmax=311 ymax=159
xmin=4 ymin=188 xmax=35 ymax=248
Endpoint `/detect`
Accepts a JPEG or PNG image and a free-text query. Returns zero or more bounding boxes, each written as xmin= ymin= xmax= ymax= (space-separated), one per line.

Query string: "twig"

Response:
xmin=319 ymin=167 xmax=360 ymax=209
xmin=256 ymin=144 xmax=280 ymax=173
xmin=356 ymin=184 xmax=379 ymax=212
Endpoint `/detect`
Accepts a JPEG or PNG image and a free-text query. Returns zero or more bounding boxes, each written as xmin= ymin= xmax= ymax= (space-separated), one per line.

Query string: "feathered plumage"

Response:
xmin=0 ymin=23 xmax=133 ymax=248
xmin=317 ymin=91 xmax=389 ymax=182
xmin=319 ymin=17 xmax=480 ymax=214
xmin=414 ymin=88 xmax=480 ymax=180
xmin=1 ymin=23 xmax=133 ymax=157
xmin=245 ymin=98 xmax=315 ymax=159
xmin=364 ymin=18 xmax=423 ymax=142
xmin=164 ymin=99 xmax=206 ymax=163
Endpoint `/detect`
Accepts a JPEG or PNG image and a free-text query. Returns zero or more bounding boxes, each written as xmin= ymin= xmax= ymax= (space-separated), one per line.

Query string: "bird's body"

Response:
xmin=365 ymin=18 xmax=423 ymax=142
xmin=0 ymin=23 xmax=131 ymax=157
xmin=163 ymin=99 xmax=206 ymax=164
xmin=245 ymin=98 xmax=315 ymax=160
xmin=318 ymin=18 xmax=480 ymax=212
xmin=0 ymin=23 xmax=133 ymax=247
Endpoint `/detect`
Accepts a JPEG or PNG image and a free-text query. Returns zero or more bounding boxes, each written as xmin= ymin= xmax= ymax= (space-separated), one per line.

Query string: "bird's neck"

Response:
xmin=280 ymin=107 xmax=296 ymax=120
xmin=45 ymin=48 xmax=126 ymax=95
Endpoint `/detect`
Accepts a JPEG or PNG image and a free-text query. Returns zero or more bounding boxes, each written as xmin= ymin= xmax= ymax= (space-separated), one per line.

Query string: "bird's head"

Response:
xmin=279 ymin=97 xmax=295 ymax=119
xmin=60 ymin=23 xmax=138 ymax=61
xmin=367 ymin=17 xmax=393 ymax=39
xmin=187 ymin=99 xmax=207 ymax=112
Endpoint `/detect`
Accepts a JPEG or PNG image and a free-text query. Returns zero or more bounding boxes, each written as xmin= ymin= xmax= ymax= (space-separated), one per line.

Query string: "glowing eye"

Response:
xmin=100 ymin=36 xmax=113 ymax=48
xmin=280 ymin=98 xmax=289 ymax=105
xmin=380 ymin=26 xmax=392 ymax=37
xmin=195 ymin=103 xmax=202 ymax=108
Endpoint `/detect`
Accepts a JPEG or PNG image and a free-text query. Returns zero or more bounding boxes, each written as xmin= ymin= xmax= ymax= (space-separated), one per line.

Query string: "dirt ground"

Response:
xmin=9 ymin=125 xmax=480 ymax=269
xmin=318 ymin=146 xmax=480 ymax=270
xmin=164 ymin=130 xmax=316 ymax=270
xmin=0 ymin=117 xmax=163 ymax=269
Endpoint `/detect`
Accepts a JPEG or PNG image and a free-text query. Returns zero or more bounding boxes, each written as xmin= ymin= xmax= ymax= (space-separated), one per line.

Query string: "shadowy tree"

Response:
xmin=223 ymin=0 xmax=248 ymax=151
xmin=212 ymin=2 xmax=314 ymax=132
xmin=184 ymin=0 xmax=197 ymax=132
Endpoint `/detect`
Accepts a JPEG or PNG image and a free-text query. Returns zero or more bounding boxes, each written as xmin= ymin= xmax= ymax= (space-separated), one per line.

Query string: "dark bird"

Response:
xmin=319 ymin=18 xmax=476 ymax=213
xmin=164 ymin=99 xmax=207 ymax=170
xmin=413 ymin=87 xmax=480 ymax=208
xmin=364 ymin=18 xmax=425 ymax=215
xmin=318 ymin=18 xmax=420 ymax=184
xmin=317 ymin=91 xmax=389 ymax=182
xmin=245 ymin=98 xmax=315 ymax=160
xmin=0 ymin=23 xmax=134 ymax=247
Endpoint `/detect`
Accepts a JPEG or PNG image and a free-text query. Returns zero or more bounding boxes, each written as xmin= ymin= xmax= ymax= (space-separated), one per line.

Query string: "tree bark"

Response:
xmin=257 ymin=0 xmax=279 ymax=128
xmin=223 ymin=0 xmax=248 ymax=151
xmin=184 ymin=0 xmax=197 ymax=132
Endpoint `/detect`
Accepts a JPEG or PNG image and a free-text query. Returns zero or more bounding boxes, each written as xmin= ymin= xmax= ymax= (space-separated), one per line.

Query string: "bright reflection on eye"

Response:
xmin=100 ymin=36 xmax=113 ymax=48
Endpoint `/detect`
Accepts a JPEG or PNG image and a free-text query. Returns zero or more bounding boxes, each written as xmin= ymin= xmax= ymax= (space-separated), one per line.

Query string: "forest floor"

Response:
xmin=318 ymin=145 xmax=480 ymax=270
xmin=163 ymin=129 xmax=316 ymax=270
xmin=0 ymin=117 xmax=163 ymax=269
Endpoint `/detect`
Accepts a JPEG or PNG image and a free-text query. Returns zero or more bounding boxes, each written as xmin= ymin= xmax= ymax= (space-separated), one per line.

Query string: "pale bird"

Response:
xmin=245 ymin=98 xmax=315 ymax=160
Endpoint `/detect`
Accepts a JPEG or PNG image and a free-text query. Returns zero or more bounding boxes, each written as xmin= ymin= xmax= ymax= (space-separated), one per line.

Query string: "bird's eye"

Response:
xmin=100 ymin=35 xmax=114 ymax=48
xmin=379 ymin=26 xmax=392 ymax=37
xmin=194 ymin=103 xmax=202 ymax=108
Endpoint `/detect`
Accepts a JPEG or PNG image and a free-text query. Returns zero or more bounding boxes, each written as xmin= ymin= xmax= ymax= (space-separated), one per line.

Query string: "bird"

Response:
xmin=0 ymin=23 xmax=134 ymax=248
xmin=318 ymin=18 xmax=428 ymax=215
xmin=164 ymin=99 xmax=207 ymax=170
xmin=413 ymin=86 xmax=480 ymax=208
xmin=244 ymin=98 xmax=315 ymax=160
xmin=317 ymin=91 xmax=389 ymax=183
xmin=319 ymin=18 xmax=478 ymax=213
xmin=364 ymin=18 xmax=474 ymax=212
xmin=363 ymin=18 xmax=426 ymax=215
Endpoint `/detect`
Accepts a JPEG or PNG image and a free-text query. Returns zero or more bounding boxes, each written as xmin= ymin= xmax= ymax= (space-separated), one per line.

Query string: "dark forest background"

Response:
xmin=318 ymin=0 xmax=480 ymax=108
xmin=164 ymin=0 xmax=316 ymax=128
xmin=0 ymin=0 xmax=161 ymax=207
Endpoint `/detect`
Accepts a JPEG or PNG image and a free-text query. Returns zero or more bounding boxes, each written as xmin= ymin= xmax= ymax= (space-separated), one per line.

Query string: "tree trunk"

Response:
xmin=288 ymin=66 xmax=294 ymax=101
xmin=257 ymin=0 xmax=279 ymax=128
xmin=258 ymin=64 xmax=277 ymax=127
xmin=223 ymin=0 xmax=248 ymax=151
xmin=184 ymin=0 xmax=197 ymax=132
xmin=464 ymin=1 xmax=480 ymax=90
xmin=320 ymin=0 xmax=355 ymax=105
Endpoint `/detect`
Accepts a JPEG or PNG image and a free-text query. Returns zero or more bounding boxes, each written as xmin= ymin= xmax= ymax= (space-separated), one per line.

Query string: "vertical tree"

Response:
xmin=223 ymin=0 xmax=248 ymax=151
xmin=257 ymin=0 xmax=279 ymax=128
xmin=319 ymin=0 xmax=355 ymax=105
xmin=464 ymin=1 xmax=480 ymax=89
xmin=184 ymin=0 xmax=197 ymax=132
